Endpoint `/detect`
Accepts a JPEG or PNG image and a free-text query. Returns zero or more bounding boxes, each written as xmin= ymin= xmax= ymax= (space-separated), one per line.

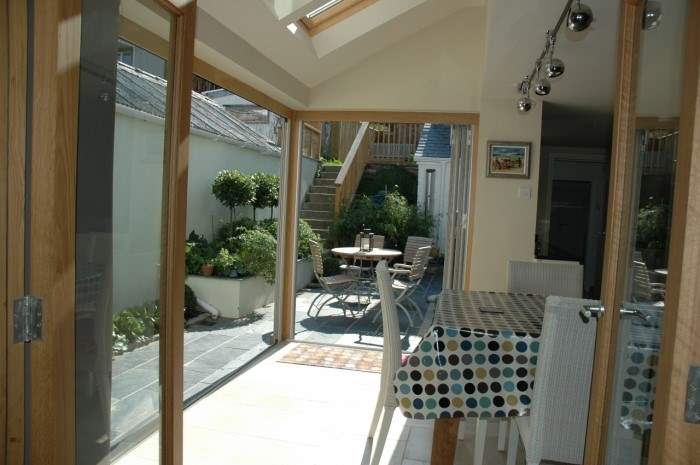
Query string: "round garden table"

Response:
xmin=331 ymin=247 xmax=402 ymax=261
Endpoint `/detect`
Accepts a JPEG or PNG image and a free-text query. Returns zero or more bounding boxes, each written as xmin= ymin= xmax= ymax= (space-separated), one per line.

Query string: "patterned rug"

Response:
xmin=279 ymin=343 xmax=382 ymax=373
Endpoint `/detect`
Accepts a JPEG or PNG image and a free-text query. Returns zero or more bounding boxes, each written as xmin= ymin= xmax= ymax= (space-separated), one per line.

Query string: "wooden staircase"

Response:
xmin=300 ymin=164 xmax=341 ymax=239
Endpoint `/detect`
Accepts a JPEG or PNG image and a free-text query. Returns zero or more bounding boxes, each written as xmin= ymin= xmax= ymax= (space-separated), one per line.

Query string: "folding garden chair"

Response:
xmin=307 ymin=240 xmax=358 ymax=318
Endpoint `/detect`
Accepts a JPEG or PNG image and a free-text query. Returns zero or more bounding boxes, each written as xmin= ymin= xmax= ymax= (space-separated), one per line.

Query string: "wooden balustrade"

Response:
xmin=370 ymin=122 xmax=423 ymax=163
xmin=334 ymin=122 xmax=371 ymax=213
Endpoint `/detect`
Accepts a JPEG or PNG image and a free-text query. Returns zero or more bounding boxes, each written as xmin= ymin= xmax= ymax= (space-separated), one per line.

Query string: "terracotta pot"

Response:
xmin=201 ymin=264 xmax=214 ymax=277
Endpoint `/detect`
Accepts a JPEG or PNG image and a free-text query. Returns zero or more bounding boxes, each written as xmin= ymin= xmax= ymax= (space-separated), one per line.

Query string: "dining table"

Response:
xmin=330 ymin=246 xmax=402 ymax=262
xmin=394 ymin=289 xmax=546 ymax=465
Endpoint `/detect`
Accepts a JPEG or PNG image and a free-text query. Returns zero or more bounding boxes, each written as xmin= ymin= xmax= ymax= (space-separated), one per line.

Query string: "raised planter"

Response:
xmin=186 ymin=259 xmax=314 ymax=319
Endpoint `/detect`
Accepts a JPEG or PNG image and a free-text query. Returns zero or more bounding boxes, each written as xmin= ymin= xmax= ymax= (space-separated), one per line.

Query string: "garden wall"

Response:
xmin=112 ymin=108 xmax=317 ymax=314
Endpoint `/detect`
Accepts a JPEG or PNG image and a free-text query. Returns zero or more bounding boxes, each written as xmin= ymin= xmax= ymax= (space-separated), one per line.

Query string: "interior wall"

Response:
xmin=307 ymin=6 xmax=485 ymax=112
xmin=469 ymin=98 xmax=543 ymax=291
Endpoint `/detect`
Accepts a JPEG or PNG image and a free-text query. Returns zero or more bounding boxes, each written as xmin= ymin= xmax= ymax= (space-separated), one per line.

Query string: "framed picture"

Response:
xmin=486 ymin=141 xmax=531 ymax=178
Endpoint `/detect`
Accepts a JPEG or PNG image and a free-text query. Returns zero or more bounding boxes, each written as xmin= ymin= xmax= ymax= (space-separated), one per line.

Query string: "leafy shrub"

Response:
xmin=328 ymin=191 xmax=432 ymax=251
xmin=356 ymin=166 xmax=418 ymax=204
xmin=186 ymin=231 xmax=217 ymax=275
xmin=256 ymin=218 xmax=319 ymax=260
xmin=112 ymin=301 xmax=160 ymax=353
xmin=251 ymin=173 xmax=279 ymax=220
xmin=212 ymin=247 xmax=244 ymax=277
xmin=637 ymin=202 xmax=669 ymax=251
xmin=214 ymin=218 xmax=257 ymax=252
xmin=212 ymin=170 xmax=256 ymax=220
xmin=238 ymin=229 xmax=277 ymax=284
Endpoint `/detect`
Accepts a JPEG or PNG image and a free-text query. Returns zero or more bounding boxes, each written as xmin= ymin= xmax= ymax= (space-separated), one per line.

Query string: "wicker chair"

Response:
xmin=506 ymin=296 xmax=599 ymax=465
xmin=391 ymin=236 xmax=433 ymax=270
xmin=507 ymin=260 xmax=584 ymax=298
xmin=366 ymin=260 xmax=403 ymax=465
xmin=384 ymin=245 xmax=432 ymax=325
xmin=307 ymin=240 xmax=358 ymax=318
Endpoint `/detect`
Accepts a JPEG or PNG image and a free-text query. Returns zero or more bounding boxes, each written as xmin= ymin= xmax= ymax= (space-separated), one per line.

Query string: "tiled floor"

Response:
xmin=114 ymin=341 xmax=541 ymax=465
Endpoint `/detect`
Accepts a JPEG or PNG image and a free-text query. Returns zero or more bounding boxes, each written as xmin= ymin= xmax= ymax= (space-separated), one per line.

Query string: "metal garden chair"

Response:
xmin=307 ymin=240 xmax=358 ymax=318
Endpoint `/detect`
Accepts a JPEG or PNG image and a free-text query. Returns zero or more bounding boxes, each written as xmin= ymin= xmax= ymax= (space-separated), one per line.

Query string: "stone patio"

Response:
xmin=110 ymin=263 xmax=443 ymax=451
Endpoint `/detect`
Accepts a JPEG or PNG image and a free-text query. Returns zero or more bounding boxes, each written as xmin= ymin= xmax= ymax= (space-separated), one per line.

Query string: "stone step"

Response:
xmin=303 ymin=218 xmax=333 ymax=230
xmin=300 ymin=209 xmax=334 ymax=220
xmin=318 ymin=172 xmax=339 ymax=180
xmin=302 ymin=200 xmax=334 ymax=211
xmin=308 ymin=185 xmax=336 ymax=195
xmin=314 ymin=178 xmax=336 ymax=187
xmin=321 ymin=164 xmax=342 ymax=173
xmin=306 ymin=192 xmax=335 ymax=204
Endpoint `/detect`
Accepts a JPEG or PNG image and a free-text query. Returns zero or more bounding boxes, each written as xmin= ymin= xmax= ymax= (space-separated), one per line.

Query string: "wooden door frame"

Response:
xmin=584 ymin=1 xmax=700 ymax=464
xmin=1 ymin=0 xmax=196 ymax=464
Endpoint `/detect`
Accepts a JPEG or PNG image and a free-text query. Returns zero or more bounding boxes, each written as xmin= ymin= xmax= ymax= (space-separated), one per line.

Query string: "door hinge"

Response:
xmin=13 ymin=295 xmax=43 ymax=343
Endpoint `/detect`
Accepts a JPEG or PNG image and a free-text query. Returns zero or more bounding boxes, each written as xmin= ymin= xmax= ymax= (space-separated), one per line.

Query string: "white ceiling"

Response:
xmin=197 ymin=0 xmax=485 ymax=88
xmin=481 ymin=0 xmax=621 ymax=113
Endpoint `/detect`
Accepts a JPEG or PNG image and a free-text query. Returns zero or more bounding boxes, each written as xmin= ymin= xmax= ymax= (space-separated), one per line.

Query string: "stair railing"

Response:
xmin=334 ymin=121 xmax=371 ymax=214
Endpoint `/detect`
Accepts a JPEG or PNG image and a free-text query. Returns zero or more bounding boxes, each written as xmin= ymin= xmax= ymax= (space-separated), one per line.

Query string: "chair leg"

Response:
xmin=506 ymin=418 xmax=519 ymax=465
xmin=367 ymin=388 xmax=386 ymax=439
xmin=369 ymin=406 xmax=395 ymax=465
xmin=497 ymin=419 xmax=508 ymax=451
xmin=307 ymin=292 xmax=324 ymax=316
xmin=474 ymin=418 xmax=487 ymax=465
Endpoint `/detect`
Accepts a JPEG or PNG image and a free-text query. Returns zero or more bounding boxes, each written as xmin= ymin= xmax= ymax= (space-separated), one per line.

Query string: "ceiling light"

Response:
xmin=543 ymin=34 xmax=565 ymax=78
xmin=533 ymin=61 xmax=551 ymax=96
xmin=567 ymin=1 xmax=594 ymax=32
xmin=517 ymin=79 xmax=534 ymax=113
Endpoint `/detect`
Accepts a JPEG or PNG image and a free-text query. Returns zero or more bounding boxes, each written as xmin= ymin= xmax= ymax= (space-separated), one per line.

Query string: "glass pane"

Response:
xmin=605 ymin=1 xmax=688 ymax=463
xmin=294 ymin=120 xmax=442 ymax=349
xmin=75 ymin=1 xmax=172 ymax=463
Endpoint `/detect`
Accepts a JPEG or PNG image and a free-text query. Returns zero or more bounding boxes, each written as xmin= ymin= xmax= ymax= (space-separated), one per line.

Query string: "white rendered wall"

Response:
xmin=416 ymin=157 xmax=451 ymax=253
xmin=112 ymin=109 xmax=317 ymax=312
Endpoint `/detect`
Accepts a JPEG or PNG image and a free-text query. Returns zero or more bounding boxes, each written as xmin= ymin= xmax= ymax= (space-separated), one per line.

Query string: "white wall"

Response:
xmin=112 ymin=109 xmax=318 ymax=312
xmin=416 ymin=158 xmax=451 ymax=253
xmin=308 ymin=7 xmax=485 ymax=112
xmin=468 ymin=98 xmax=542 ymax=291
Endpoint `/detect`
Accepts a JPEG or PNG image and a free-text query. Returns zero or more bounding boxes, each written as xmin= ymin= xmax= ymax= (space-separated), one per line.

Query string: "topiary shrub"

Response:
xmin=212 ymin=170 xmax=256 ymax=220
xmin=214 ymin=218 xmax=257 ymax=252
xmin=238 ymin=229 xmax=277 ymax=284
xmin=251 ymin=173 xmax=279 ymax=220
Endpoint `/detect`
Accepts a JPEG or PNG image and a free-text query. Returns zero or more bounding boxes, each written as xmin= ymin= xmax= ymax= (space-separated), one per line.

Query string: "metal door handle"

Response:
xmin=620 ymin=307 xmax=651 ymax=322
xmin=580 ymin=304 xmax=604 ymax=323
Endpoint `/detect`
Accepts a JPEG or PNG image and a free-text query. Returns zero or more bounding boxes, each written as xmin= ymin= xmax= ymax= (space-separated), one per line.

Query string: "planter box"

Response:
xmin=186 ymin=259 xmax=315 ymax=319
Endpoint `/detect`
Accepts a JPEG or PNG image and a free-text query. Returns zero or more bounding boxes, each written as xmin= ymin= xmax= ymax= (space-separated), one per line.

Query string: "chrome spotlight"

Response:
xmin=567 ymin=1 xmax=593 ymax=32
xmin=534 ymin=78 xmax=551 ymax=96
xmin=517 ymin=96 xmax=533 ymax=113
xmin=544 ymin=58 xmax=565 ymax=78
xmin=643 ymin=1 xmax=662 ymax=30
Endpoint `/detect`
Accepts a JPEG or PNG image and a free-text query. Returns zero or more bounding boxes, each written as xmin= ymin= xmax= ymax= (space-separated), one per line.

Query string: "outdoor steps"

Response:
xmin=299 ymin=164 xmax=341 ymax=239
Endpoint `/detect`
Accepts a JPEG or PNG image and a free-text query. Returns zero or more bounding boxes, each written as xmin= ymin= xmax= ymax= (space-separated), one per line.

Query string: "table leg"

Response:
xmin=430 ymin=418 xmax=460 ymax=465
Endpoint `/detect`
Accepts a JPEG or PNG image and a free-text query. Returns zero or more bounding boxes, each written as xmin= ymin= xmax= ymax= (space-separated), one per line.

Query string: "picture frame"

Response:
xmin=486 ymin=141 xmax=531 ymax=178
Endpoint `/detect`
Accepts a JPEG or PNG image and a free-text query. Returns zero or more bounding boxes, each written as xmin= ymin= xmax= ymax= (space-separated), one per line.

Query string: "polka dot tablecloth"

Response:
xmin=618 ymin=306 xmax=663 ymax=436
xmin=394 ymin=291 xmax=545 ymax=420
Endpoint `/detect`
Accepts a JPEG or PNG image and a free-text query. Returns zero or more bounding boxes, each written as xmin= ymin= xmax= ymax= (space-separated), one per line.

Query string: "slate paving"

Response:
xmin=110 ymin=263 xmax=442 ymax=450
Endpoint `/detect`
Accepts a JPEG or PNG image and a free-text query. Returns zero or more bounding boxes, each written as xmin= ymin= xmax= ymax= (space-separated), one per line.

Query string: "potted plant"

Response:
xmin=200 ymin=260 xmax=215 ymax=277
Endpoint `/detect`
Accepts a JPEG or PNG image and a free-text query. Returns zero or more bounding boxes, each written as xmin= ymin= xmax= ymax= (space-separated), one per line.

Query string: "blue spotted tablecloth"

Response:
xmin=394 ymin=291 xmax=545 ymax=420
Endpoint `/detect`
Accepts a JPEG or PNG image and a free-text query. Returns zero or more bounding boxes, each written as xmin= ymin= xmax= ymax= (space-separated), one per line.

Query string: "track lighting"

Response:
xmin=514 ymin=0 xmax=594 ymax=112
xmin=567 ymin=0 xmax=593 ymax=32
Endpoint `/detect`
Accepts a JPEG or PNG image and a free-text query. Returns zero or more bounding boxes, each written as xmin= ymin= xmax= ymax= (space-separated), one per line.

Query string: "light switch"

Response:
xmin=518 ymin=186 xmax=532 ymax=199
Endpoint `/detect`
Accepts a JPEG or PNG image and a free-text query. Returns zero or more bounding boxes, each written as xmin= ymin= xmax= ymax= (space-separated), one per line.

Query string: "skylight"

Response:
xmin=306 ymin=0 xmax=344 ymax=18
xmin=300 ymin=0 xmax=378 ymax=36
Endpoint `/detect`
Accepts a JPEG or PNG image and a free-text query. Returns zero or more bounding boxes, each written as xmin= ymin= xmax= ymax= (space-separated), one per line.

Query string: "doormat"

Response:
xmin=278 ymin=343 xmax=382 ymax=373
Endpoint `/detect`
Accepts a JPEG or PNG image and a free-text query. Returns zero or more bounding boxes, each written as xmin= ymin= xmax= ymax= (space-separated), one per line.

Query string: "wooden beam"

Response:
xmin=27 ymin=0 xmax=81 ymax=463
xmin=583 ymin=2 xmax=643 ymax=464
xmin=0 ymin=0 xmax=8 ymax=461
xmin=463 ymin=123 xmax=479 ymax=291
xmin=160 ymin=3 xmax=196 ymax=465
xmin=648 ymin=0 xmax=700 ymax=462
xmin=297 ymin=111 xmax=479 ymax=125
xmin=279 ymin=115 xmax=302 ymax=340
xmin=5 ymin=0 xmax=27 ymax=462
